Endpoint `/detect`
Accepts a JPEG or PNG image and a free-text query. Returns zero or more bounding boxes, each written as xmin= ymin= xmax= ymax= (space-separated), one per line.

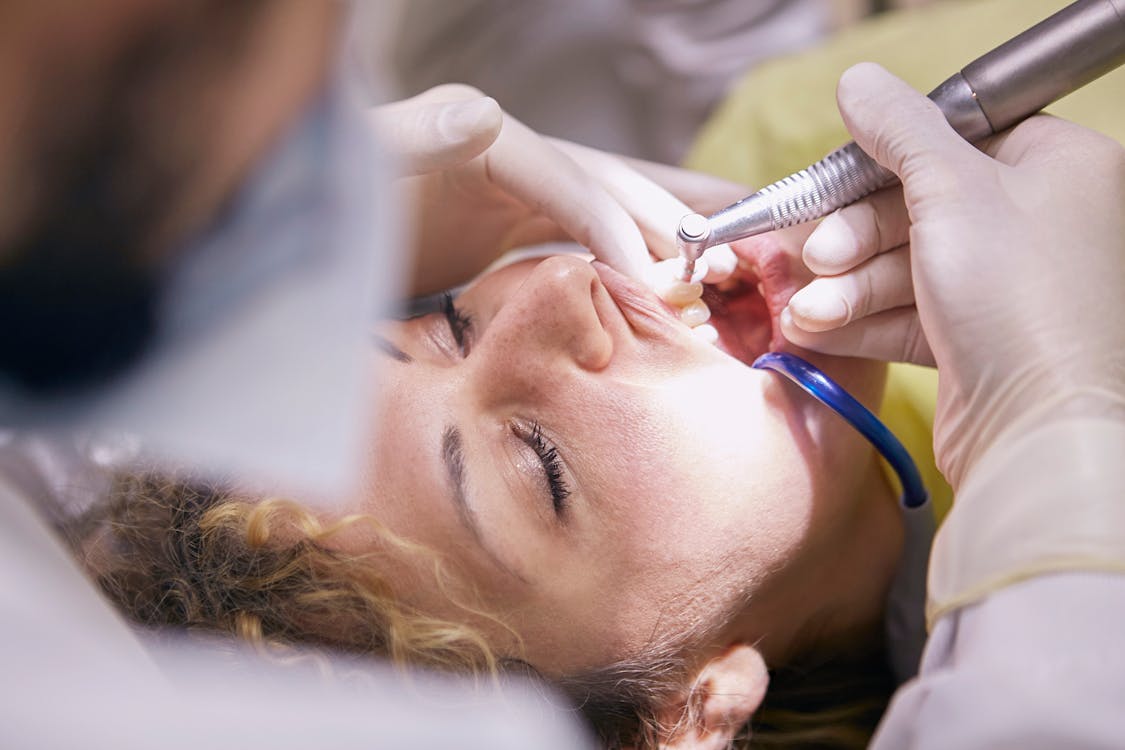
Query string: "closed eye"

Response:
xmin=441 ymin=292 xmax=474 ymax=356
xmin=513 ymin=420 xmax=572 ymax=516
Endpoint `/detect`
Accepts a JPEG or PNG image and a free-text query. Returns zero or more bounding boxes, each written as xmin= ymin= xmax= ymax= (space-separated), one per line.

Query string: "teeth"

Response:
xmin=680 ymin=299 xmax=712 ymax=327
xmin=691 ymin=323 xmax=719 ymax=346
xmin=649 ymin=257 xmax=706 ymax=305
xmin=656 ymin=279 xmax=704 ymax=306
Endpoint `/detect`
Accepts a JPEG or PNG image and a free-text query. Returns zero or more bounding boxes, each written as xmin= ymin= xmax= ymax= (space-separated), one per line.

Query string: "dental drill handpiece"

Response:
xmin=677 ymin=0 xmax=1125 ymax=281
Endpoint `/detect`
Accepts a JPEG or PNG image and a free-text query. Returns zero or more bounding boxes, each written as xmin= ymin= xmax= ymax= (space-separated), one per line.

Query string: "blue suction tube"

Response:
xmin=752 ymin=352 xmax=928 ymax=509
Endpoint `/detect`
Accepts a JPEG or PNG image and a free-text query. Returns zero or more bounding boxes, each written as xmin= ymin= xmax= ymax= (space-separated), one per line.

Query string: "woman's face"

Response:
xmin=359 ymin=238 xmax=893 ymax=676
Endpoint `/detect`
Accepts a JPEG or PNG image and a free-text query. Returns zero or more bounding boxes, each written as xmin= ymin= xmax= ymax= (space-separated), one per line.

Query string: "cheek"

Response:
xmin=623 ymin=385 xmax=823 ymax=569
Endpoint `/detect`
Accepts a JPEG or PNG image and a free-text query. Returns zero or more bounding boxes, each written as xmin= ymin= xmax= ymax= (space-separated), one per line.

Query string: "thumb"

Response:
xmin=370 ymin=95 xmax=503 ymax=176
xmin=836 ymin=63 xmax=981 ymax=187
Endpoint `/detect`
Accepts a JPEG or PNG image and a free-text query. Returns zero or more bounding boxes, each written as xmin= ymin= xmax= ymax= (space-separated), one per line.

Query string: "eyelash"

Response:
xmin=523 ymin=421 xmax=571 ymax=516
xmin=440 ymin=295 xmax=569 ymax=516
xmin=440 ymin=292 xmax=473 ymax=356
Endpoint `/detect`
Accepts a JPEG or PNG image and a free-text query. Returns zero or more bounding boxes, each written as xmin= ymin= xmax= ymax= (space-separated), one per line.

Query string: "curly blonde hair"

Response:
xmin=63 ymin=471 xmax=894 ymax=749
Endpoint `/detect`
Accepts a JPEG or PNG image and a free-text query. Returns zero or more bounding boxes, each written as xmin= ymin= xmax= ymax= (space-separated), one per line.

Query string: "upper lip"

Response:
xmin=592 ymin=248 xmax=792 ymax=369
xmin=591 ymin=261 xmax=686 ymax=341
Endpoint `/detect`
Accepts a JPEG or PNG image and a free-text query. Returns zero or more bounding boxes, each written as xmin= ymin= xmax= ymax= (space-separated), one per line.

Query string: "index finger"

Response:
xmin=482 ymin=117 xmax=652 ymax=279
xmin=548 ymin=138 xmax=737 ymax=281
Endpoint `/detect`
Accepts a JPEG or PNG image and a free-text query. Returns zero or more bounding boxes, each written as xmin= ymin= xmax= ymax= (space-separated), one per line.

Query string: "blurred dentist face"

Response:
xmin=361 ymin=249 xmax=898 ymax=676
xmin=0 ymin=1 xmax=339 ymax=392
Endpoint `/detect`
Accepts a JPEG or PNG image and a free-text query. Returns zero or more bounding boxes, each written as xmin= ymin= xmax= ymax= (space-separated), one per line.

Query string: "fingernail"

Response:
xmin=442 ymin=97 xmax=501 ymax=140
xmin=779 ymin=306 xmax=800 ymax=337
xmin=680 ymin=299 xmax=712 ymax=327
xmin=788 ymin=284 xmax=850 ymax=328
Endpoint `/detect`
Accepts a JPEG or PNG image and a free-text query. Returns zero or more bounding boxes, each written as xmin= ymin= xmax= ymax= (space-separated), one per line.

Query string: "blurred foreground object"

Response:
xmin=0 ymin=3 xmax=590 ymax=748
xmin=0 ymin=84 xmax=389 ymax=497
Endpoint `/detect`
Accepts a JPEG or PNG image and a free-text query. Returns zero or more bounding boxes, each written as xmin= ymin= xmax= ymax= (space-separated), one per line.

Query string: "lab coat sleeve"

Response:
xmin=872 ymin=573 xmax=1125 ymax=749
xmin=873 ymin=417 xmax=1125 ymax=748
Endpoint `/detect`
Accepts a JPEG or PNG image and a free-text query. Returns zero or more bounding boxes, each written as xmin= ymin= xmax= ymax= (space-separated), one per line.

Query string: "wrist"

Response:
xmin=926 ymin=414 xmax=1125 ymax=627
xmin=936 ymin=384 xmax=1125 ymax=491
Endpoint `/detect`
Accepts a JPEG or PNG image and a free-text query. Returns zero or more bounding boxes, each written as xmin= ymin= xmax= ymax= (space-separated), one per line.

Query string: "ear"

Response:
xmin=657 ymin=644 xmax=769 ymax=750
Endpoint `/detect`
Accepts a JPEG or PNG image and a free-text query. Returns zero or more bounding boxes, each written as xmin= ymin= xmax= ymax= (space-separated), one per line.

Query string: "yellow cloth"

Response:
xmin=685 ymin=0 xmax=1125 ymax=525
xmin=688 ymin=0 xmax=1125 ymax=189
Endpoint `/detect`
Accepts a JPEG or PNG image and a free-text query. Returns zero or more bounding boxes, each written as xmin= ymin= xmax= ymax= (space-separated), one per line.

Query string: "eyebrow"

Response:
xmin=373 ymin=333 xmax=412 ymax=363
xmin=440 ymin=425 xmax=528 ymax=584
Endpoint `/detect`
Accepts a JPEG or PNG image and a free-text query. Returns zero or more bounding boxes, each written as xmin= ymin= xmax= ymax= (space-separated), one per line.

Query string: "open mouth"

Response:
xmin=705 ymin=242 xmax=795 ymax=368
xmin=705 ymin=274 xmax=772 ymax=366
xmin=593 ymin=239 xmax=797 ymax=367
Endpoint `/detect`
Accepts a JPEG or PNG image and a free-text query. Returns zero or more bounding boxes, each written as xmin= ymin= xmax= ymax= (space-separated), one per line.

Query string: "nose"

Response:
xmin=473 ymin=256 xmax=614 ymax=393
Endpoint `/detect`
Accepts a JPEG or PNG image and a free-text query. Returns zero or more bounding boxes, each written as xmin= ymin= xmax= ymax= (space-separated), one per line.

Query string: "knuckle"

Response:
xmin=902 ymin=157 xmax=962 ymax=199
xmin=900 ymin=313 xmax=929 ymax=365
xmin=854 ymin=267 xmax=876 ymax=320
xmin=859 ymin=201 xmax=883 ymax=255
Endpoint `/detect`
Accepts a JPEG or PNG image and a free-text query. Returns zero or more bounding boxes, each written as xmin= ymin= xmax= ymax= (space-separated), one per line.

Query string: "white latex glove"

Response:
xmin=369 ymin=85 xmax=737 ymax=319
xmin=779 ymin=63 xmax=1125 ymax=489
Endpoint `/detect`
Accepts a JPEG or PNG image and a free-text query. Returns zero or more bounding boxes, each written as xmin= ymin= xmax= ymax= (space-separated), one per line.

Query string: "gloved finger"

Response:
xmin=977 ymin=113 xmax=1111 ymax=168
xmin=802 ymin=185 xmax=910 ymax=275
xmin=370 ymin=95 xmax=503 ymax=176
xmin=835 ymin=63 xmax=985 ymax=191
xmin=483 ymin=120 xmax=651 ymax=280
xmin=779 ymin=305 xmax=935 ymax=366
xmin=700 ymin=245 xmax=738 ymax=284
xmin=788 ymin=244 xmax=913 ymax=332
xmin=611 ymin=156 xmax=750 ymax=214
xmin=548 ymin=138 xmax=737 ymax=281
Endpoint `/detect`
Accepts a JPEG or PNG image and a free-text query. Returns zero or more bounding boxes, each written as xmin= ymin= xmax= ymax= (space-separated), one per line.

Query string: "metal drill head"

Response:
xmin=676 ymin=213 xmax=711 ymax=283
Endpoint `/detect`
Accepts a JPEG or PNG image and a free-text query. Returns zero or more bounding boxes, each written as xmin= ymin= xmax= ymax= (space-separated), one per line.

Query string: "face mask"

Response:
xmin=0 ymin=77 xmax=401 ymax=499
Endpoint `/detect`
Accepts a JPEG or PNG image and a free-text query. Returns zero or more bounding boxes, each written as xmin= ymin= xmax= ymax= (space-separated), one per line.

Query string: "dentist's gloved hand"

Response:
xmin=780 ymin=63 xmax=1125 ymax=488
xmin=370 ymin=85 xmax=738 ymax=311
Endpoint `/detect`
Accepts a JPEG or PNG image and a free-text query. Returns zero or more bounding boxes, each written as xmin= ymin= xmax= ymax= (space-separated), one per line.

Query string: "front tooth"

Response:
xmin=690 ymin=323 xmax=719 ymax=346
xmin=657 ymin=279 xmax=704 ymax=306
xmin=680 ymin=299 xmax=712 ymax=327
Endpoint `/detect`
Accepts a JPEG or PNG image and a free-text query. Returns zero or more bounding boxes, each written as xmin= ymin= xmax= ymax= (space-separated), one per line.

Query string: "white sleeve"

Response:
xmin=873 ymin=417 xmax=1125 ymax=748
xmin=872 ymin=572 xmax=1125 ymax=750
